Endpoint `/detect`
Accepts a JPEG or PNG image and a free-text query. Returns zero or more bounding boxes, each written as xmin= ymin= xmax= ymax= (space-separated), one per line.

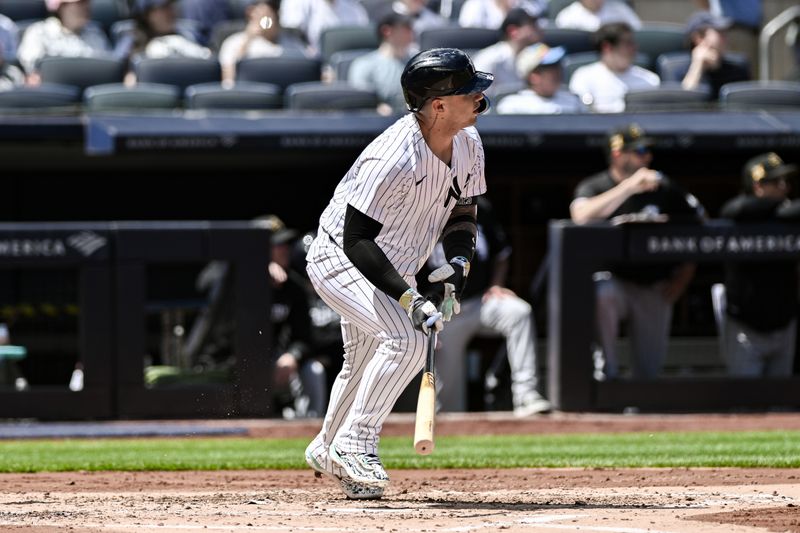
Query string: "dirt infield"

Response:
xmin=2 ymin=412 xmax=800 ymax=533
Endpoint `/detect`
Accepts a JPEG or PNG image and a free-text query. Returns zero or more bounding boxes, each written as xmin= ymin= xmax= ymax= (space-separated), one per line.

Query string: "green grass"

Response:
xmin=1 ymin=431 xmax=799 ymax=473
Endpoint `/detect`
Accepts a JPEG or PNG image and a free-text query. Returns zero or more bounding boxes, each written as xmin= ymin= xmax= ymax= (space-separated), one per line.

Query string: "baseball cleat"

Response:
xmin=305 ymin=443 xmax=384 ymax=500
xmin=513 ymin=392 xmax=552 ymax=417
xmin=340 ymin=478 xmax=384 ymax=500
xmin=329 ymin=442 xmax=390 ymax=488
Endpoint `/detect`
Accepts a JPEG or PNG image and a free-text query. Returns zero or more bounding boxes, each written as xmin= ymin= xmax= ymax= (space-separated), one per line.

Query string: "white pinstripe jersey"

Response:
xmin=316 ymin=113 xmax=487 ymax=277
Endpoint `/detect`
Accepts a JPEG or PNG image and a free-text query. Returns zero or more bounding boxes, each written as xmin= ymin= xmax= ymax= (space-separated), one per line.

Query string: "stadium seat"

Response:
xmin=0 ymin=0 xmax=47 ymax=21
xmin=284 ymin=81 xmax=378 ymax=111
xmin=185 ymin=81 xmax=283 ymax=110
xmin=208 ymin=19 xmax=245 ymax=53
xmin=319 ymin=25 xmax=379 ymax=65
xmin=38 ymin=57 xmax=126 ymax=94
xmin=235 ymin=56 xmax=321 ymax=92
xmin=359 ymin=0 xmax=392 ymax=20
xmin=228 ymin=0 xmax=251 ymax=19
xmin=0 ymin=83 xmax=80 ymax=109
xmin=419 ymin=27 xmax=499 ymax=53
xmin=719 ymin=81 xmax=800 ymax=110
xmin=634 ymin=24 xmax=687 ymax=71
xmin=541 ymin=28 xmax=594 ymax=54
xmin=624 ymin=83 xmax=712 ymax=112
xmin=91 ymin=0 xmax=129 ymax=36
xmin=329 ymin=49 xmax=372 ymax=81
xmin=83 ymin=83 xmax=181 ymax=111
xmin=562 ymin=51 xmax=651 ymax=84
xmin=135 ymin=57 xmax=221 ymax=92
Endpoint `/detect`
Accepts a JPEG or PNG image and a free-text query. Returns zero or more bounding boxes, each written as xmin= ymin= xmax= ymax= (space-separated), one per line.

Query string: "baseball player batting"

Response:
xmin=303 ymin=48 xmax=492 ymax=500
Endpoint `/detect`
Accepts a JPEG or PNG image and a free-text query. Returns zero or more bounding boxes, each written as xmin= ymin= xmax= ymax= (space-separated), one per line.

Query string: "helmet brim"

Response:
xmin=451 ymin=71 xmax=494 ymax=96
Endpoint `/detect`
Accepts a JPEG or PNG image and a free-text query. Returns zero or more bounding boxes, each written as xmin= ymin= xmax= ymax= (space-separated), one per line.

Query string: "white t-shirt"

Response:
xmin=472 ymin=41 xmax=520 ymax=96
xmin=497 ymin=88 xmax=587 ymax=114
xmin=17 ymin=17 xmax=110 ymax=73
xmin=458 ymin=0 xmax=546 ymax=29
xmin=569 ymin=61 xmax=658 ymax=112
xmin=317 ymin=113 xmax=487 ymax=277
xmin=143 ymin=34 xmax=211 ymax=59
xmin=280 ymin=0 xmax=369 ymax=51
xmin=218 ymin=32 xmax=308 ymax=67
xmin=554 ymin=0 xmax=642 ymax=31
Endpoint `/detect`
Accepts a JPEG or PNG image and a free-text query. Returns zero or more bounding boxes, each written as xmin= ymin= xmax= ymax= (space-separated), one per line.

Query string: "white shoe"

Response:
xmin=513 ymin=392 xmax=552 ymax=417
xmin=329 ymin=442 xmax=390 ymax=488
xmin=305 ymin=441 xmax=384 ymax=500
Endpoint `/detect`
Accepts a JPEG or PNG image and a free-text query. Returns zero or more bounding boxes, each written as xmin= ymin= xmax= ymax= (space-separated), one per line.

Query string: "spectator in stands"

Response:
xmin=0 ymin=14 xmax=19 ymax=64
xmin=570 ymin=124 xmax=705 ymax=380
xmin=568 ymin=22 xmax=658 ymax=113
xmin=0 ymin=32 xmax=23 ymax=91
xmin=17 ymin=0 xmax=112 ymax=79
xmin=681 ymin=11 xmax=750 ymax=98
xmin=693 ymin=0 xmax=761 ymax=75
xmin=718 ymin=153 xmax=800 ymax=378
xmin=391 ymin=0 xmax=449 ymax=37
xmin=125 ymin=0 xmax=211 ymax=61
xmin=554 ymin=0 xmax=641 ymax=32
xmin=279 ymin=0 xmax=369 ymax=54
xmin=458 ymin=0 xmax=545 ymax=30
xmin=497 ymin=43 xmax=586 ymax=114
xmin=473 ymin=8 xmax=542 ymax=97
xmin=417 ymin=197 xmax=551 ymax=415
xmin=348 ymin=8 xmax=416 ymax=114
xmin=180 ymin=0 xmax=234 ymax=47
xmin=219 ymin=0 xmax=309 ymax=83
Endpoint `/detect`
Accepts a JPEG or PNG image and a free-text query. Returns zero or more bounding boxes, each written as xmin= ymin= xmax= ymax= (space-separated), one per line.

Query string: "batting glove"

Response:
xmin=427 ymin=256 xmax=470 ymax=321
xmin=399 ymin=288 xmax=443 ymax=334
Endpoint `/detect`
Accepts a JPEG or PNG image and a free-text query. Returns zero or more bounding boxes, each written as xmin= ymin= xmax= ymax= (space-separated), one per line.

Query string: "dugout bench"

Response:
xmin=548 ymin=220 xmax=800 ymax=412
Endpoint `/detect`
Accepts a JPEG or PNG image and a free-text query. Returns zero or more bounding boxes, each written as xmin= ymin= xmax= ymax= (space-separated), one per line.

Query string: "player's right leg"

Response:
xmin=305 ymin=234 xmax=427 ymax=488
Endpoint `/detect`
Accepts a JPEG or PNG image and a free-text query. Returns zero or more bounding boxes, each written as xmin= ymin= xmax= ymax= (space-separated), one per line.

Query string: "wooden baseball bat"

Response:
xmin=414 ymin=321 xmax=438 ymax=455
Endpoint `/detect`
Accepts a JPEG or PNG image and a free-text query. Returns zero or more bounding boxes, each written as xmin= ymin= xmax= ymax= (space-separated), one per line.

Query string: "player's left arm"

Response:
xmin=428 ymin=198 xmax=478 ymax=320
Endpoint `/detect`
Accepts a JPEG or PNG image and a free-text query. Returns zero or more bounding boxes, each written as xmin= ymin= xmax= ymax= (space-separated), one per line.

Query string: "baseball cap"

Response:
xmin=500 ymin=7 xmax=539 ymax=35
xmin=742 ymin=152 xmax=798 ymax=186
xmin=515 ymin=44 xmax=566 ymax=78
xmin=607 ymin=123 xmax=654 ymax=153
xmin=45 ymin=0 xmax=85 ymax=12
xmin=685 ymin=11 xmax=733 ymax=36
xmin=252 ymin=215 xmax=298 ymax=245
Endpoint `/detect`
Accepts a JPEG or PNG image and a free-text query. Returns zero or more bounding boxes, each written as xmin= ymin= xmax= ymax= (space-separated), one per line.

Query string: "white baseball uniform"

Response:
xmin=305 ymin=112 xmax=486 ymax=456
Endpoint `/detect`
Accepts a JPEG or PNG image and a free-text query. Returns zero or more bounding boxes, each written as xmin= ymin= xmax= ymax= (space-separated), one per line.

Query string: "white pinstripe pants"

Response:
xmin=305 ymin=233 xmax=428 ymax=455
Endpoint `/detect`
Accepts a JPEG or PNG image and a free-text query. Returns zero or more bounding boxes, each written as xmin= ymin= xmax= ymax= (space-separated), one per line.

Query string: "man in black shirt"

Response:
xmin=570 ymin=123 xmax=705 ymax=379
xmin=719 ymin=153 xmax=799 ymax=377
xmin=681 ymin=11 xmax=750 ymax=98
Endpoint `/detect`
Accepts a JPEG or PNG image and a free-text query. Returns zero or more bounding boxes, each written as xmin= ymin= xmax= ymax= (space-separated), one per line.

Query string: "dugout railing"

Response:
xmin=548 ymin=220 xmax=800 ymax=412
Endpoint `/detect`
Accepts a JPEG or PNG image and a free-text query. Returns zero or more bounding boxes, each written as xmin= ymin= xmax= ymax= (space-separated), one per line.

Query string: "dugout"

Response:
xmin=1 ymin=111 xmax=800 ymax=416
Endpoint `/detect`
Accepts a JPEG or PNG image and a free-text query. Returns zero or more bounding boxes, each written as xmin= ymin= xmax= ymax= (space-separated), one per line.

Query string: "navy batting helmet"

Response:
xmin=400 ymin=48 xmax=494 ymax=113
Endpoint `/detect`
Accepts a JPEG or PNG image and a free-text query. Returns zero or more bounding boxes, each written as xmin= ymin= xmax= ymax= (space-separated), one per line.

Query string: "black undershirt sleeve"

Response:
xmin=342 ymin=204 xmax=410 ymax=301
xmin=442 ymin=203 xmax=477 ymax=261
